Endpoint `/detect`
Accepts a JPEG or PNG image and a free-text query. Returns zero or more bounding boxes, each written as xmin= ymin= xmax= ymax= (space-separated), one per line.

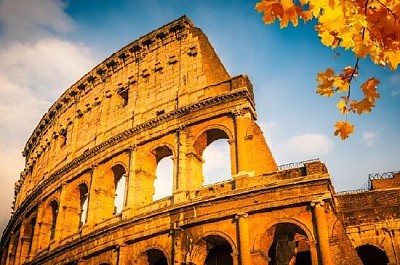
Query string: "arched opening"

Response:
xmin=145 ymin=249 xmax=168 ymax=265
xmin=154 ymin=156 xmax=173 ymax=200
xmin=267 ymin=223 xmax=311 ymax=265
xmin=203 ymin=235 xmax=233 ymax=265
xmin=356 ymin=244 xmax=389 ymax=265
xmin=7 ymin=226 xmax=20 ymax=264
xmin=49 ymin=200 xmax=59 ymax=240
xmin=153 ymin=146 xmax=173 ymax=201
xmin=193 ymin=128 xmax=231 ymax=187
xmin=78 ymin=183 xmax=89 ymax=228
xmin=18 ymin=214 xmax=37 ymax=263
xmin=112 ymin=164 xmax=127 ymax=214
xmin=203 ymin=139 xmax=231 ymax=185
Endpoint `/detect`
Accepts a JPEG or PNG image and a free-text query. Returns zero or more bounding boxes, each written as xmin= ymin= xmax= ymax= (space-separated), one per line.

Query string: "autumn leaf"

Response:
xmin=350 ymin=98 xmax=375 ymax=114
xmin=256 ymin=0 xmax=400 ymax=139
xmin=316 ymin=68 xmax=335 ymax=97
xmin=336 ymin=98 xmax=349 ymax=114
xmin=334 ymin=120 xmax=354 ymax=140
xmin=361 ymin=78 xmax=380 ymax=101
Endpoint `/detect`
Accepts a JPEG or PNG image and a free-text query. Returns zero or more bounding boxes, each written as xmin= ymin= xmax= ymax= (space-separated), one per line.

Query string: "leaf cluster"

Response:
xmin=256 ymin=0 xmax=400 ymax=139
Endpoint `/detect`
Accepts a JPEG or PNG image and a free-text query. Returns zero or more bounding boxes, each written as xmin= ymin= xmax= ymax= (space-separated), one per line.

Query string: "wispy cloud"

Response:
xmin=360 ymin=130 xmax=377 ymax=147
xmin=0 ymin=0 xmax=74 ymax=41
xmin=386 ymin=73 xmax=400 ymax=97
xmin=0 ymin=0 xmax=96 ymax=234
xmin=274 ymin=133 xmax=334 ymax=164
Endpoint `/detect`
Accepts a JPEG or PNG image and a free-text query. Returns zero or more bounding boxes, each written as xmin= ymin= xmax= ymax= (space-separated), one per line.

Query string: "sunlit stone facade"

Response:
xmin=1 ymin=16 xmax=399 ymax=265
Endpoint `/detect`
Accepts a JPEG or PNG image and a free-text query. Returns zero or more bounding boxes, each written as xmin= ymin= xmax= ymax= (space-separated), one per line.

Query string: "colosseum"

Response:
xmin=1 ymin=16 xmax=399 ymax=265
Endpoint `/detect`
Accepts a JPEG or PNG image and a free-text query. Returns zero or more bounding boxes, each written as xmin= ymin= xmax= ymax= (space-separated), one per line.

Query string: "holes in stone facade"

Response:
xmin=112 ymin=165 xmax=127 ymax=214
xmin=59 ymin=128 xmax=67 ymax=148
xmin=49 ymin=200 xmax=59 ymax=240
xmin=154 ymin=156 xmax=173 ymax=201
xmin=144 ymin=249 xmax=168 ymax=265
xmin=116 ymin=87 xmax=129 ymax=107
xmin=203 ymin=139 xmax=231 ymax=186
xmin=24 ymin=214 xmax=37 ymax=259
xmin=79 ymin=183 xmax=89 ymax=229
xmin=194 ymin=129 xmax=231 ymax=186
xmin=267 ymin=223 xmax=311 ymax=265
xmin=356 ymin=244 xmax=389 ymax=265
xmin=202 ymin=235 xmax=233 ymax=265
xmin=153 ymin=146 xmax=173 ymax=201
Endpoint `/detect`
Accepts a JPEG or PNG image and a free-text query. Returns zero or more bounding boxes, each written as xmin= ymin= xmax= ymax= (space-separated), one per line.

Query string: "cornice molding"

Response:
xmin=23 ymin=16 xmax=193 ymax=159
xmin=3 ymin=87 xmax=254 ymax=240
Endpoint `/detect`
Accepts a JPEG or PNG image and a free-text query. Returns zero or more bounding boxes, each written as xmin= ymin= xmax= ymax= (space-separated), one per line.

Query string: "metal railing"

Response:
xmin=278 ymin=158 xmax=320 ymax=171
xmin=336 ymin=171 xmax=399 ymax=195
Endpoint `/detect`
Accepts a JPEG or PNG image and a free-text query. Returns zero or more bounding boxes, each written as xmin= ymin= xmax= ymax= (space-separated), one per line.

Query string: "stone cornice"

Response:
xmin=27 ymin=175 xmax=331 ymax=264
xmin=2 ymin=86 xmax=254 ymax=241
xmin=23 ymin=16 xmax=193 ymax=159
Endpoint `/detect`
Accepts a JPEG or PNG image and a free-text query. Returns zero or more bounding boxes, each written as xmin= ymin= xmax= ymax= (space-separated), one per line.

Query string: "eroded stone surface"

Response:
xmin=1 ymin=16 xmax=399 ymax=265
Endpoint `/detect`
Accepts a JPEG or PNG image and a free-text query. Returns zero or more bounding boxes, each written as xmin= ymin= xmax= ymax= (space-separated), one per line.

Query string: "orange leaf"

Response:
xmin=361 ymin=77 xmax=380 ymax=100
xmin=334 ymin=120 xmax=354 ymax=140
xmin=350 ymin=98 xmax=375 ymax=114
xmin=316 ymin=68 xmax=335 ymax=96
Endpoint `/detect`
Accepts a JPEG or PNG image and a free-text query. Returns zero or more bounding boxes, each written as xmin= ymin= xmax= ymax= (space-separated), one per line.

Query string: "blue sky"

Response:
xmin=0 ymin=0 xmax=399 ymax=235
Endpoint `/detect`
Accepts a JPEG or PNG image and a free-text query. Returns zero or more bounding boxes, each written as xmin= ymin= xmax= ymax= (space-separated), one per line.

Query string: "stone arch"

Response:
xmin=112 ymin=163 xmax=128 ymax=214
xmin=135 ymin=245 xmax=169 ymax=265
xmin=190 ymin=126 xmax=233 ymax=188
xmin=356 ymin=244 xmax=389 ymax=265
xmin=19 ymin=212 xmax=37 ymax=263
xmin=253 ymin=218 xmax=315 ymax=265
xmin=38 ymin=197 xmax=60 ymax=250
xmin=137 ymin=143 xmax=175 ymax=202
xmin=6 ymin=226 xmax=20 ymax=265
xmin=153 ymin=144 xmax=175 ymax=200
xmin=76 ymin=182 xmax=89 ymax=229
xmin=190 ymin=231 xmax=237 ymax=265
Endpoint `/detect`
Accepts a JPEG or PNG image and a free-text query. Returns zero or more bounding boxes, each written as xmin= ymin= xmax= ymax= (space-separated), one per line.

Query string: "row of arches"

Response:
xmin=7 ymin=128 xmax=233 ymax=261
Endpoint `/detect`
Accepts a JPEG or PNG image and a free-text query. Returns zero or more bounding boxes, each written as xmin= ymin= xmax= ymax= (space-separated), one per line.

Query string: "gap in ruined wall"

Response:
xmin=203 ymin=139 xmax=231 ymax=185
xmin=154 ymin=156 xmax=173 ymax=201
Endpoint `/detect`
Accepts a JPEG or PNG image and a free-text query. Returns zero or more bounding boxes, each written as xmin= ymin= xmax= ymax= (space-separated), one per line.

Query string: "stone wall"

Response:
xmin=0 ymin=16 xmax=397 ymax=265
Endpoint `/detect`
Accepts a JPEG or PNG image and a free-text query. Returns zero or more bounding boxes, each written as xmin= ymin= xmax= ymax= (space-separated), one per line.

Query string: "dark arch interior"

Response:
xmin=203 ymin=235 xmax=233 ymax=265
xmin=194 ymin=128 xmax=229 ymax=156
xmin=146 ymin=249 xmax=168 ymax=265
xmin=268 ymin=223 xmax=311 ymax=265
xmin=356 ymin=244 xmax=389 ymax=265
xmin=112 ymin=164 xmax=126 ymax=184
xmin=154 ymin=146 xmax=173 ymax=163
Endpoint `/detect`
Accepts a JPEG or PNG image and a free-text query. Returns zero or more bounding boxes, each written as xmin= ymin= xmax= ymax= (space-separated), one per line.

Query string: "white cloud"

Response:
xmin=391 ymin=89 xmax=400 ymax=97
xmin=0 ymin=0 xmax=97 ymax=235
xmin=0 ymin=0 xmax=74 ymax=41
xmin=387 ymin=73 xmax=400 ymax=97
xmin=274 ymin=133 xmax=334 ymax=164
xmin=360 ymin=131 xmax=377 ymax=147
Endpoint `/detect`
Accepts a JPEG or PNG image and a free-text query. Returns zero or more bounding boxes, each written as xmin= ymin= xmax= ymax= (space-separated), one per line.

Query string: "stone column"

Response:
xmin=235 ymin=212 xmax=251 ymax=265
xmin=6 ymin=233 xmax=18 ymax=265
xmin=30 ymin=204 xmax=45 ymax=256
xmin=311 ymin=200 xmax=333 ymax=265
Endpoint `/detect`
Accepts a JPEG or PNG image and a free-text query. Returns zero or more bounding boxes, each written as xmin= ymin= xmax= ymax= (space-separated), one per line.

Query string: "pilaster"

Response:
xmin=311 ymin=200 xmax=333 ymax=265
xmin=235 ymin=212 xmax=252 ymax=265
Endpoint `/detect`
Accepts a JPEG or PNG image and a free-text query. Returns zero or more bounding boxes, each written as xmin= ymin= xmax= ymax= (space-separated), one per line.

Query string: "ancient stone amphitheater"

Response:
xmin=1 ymin=16 xmax=399 ymax=265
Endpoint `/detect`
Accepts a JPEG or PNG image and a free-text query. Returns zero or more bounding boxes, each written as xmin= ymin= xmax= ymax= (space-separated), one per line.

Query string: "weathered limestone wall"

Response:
xmin=335 ymin=176 xmax=400 ymax=265
xmin=1 ymin=15 xmax=396 ymax=265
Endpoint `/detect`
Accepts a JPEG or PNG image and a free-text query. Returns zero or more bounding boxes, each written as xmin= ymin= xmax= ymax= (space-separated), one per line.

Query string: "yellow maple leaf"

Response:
xmin=334 ymin=120 xmax=354 ymax=140
xmin=336 ymin=99 xmax=349 ymax=114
